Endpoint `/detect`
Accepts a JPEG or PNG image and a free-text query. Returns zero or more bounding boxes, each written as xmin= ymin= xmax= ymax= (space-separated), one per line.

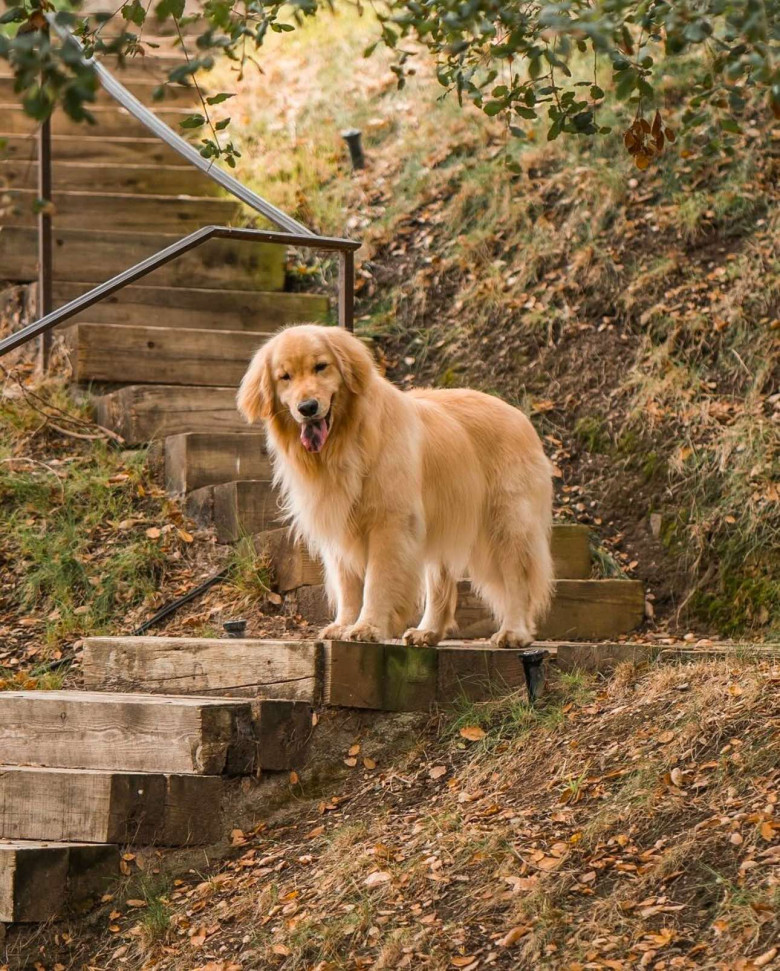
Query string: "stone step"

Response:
xmin=94 ymin=385 xmax=252 ymax=443
xmin=186 ymin=479 xmax=282 ymax=542
xmin=164 ymin=432 xmax=270 ymax=494
xmin=0 ymin=75 xmax=202 ymax=107
xmin=0 ymin=691 xmax=308 ymax=774
xmin=0 ymin=158 xmax=223 ymax=195
xmin=284 ymin=578 xmax=645 ymax=642
xmin=0 ymin=227 xmax=285 ymax=289
xmin=65 ymin=323 xmax=266 ymax=386
xmin=81 ymin=636 xmax=656 ymax=711
xmin=3 ymin=103 xmax=197 ymax=139
xmin=4 ymin=189 xmax=243 ymax=233
xmin=256 ymin=524 xmax=592 ymax=590
xmin=0 ymin=766 xmax=221 ymax=845
xmin=1 ymin=133 xmax=192 ymax=165
xmin=0 ymin=840 xmax=119 ymax=923
xmin=58 ymin=283 xmax=327 ymax=331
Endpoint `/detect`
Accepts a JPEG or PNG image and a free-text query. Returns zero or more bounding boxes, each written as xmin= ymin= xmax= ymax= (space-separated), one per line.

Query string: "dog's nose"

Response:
xmin=298 ymin=398 xmax=319 ymax=419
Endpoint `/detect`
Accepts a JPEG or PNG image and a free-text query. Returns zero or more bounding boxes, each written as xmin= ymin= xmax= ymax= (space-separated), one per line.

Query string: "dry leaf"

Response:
xmin=349 ymin=743 xmax=361 ymax=756
xmin=451 ymin=958 xmax=478 ymax=968
xmin=498 ymin=926 xmax=529 ymax=946
xmin=306 ymin=825 xmax=325 ymax=839
xmin=670 ymin=767 xmax=684 ymax=788
xmin=364 ymin=870 xmax=391 ymax=887
xmin=289 ymin=770 xmax=299 ymax=785
xmin=459 ymin=726 xmax=486 ymax=742
xmin=363 ymin=757 xmax=377 ymax=769
xmin=145 ymin=527 xmax=161 ymax=539
xmin=344 ymin=757 xmax=358 ymax=767
xmin=429 ymin=765 xmax=447 ymax=780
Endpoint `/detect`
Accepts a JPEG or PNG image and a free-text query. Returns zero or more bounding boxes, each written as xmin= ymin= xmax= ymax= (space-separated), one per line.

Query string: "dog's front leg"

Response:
xmin=319 ymin=554 xmax=363 ymax=640
xmin=341 ymin=521 xmax=421 ymax=643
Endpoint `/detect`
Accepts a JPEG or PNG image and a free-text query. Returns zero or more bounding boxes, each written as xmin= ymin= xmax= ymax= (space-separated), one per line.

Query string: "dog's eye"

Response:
xmin=314 ymin=362 xmax=328 ymax=373
xmin=279 ymin=373 xmax=291 ymax=382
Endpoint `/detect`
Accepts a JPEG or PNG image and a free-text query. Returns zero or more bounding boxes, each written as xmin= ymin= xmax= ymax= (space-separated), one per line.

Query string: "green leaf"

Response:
xmin=122 ymin=0 xmax=146 ymax=27
xmin=179 ymin=114 xmax=206 ymax=129
xmin=590 ymin=85 xmax=604 ymax=100
xmin=215 ymin=117 xmax=230 ymax=130
xmin=206 ymin=92 xmax=235 ymax=105
xmin=483 ymin=100 xmax=505 ymax=116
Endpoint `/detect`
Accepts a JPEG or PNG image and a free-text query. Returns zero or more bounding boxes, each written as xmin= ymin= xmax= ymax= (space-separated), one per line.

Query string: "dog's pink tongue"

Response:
xmin=301 ymin=418 xmax=329 ymax=453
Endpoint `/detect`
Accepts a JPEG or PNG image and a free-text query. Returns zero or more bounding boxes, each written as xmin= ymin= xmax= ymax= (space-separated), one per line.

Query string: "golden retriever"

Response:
xmin=237 ymin=324 xmax=554 ymax=647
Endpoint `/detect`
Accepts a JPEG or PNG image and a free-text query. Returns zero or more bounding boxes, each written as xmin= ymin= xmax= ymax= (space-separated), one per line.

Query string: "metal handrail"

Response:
xmin=1 ymin=17 xmax=358 ymax=361
xmin=0 ymin=227 xmax=360 ymax=357
xmin=48 ymin=17 xmax=313 ymax=237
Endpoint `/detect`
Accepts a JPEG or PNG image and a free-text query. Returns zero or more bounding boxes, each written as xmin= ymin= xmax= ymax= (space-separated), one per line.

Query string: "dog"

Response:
xmin=237 ymin=324 xmax=554 ymax=647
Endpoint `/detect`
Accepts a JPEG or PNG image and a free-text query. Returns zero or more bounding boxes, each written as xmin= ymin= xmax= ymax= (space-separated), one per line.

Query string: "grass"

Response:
xmin=0 ymin=378 xmax=196 ymax=653
xmin=225 ymin=535 xmax=273 ymax=600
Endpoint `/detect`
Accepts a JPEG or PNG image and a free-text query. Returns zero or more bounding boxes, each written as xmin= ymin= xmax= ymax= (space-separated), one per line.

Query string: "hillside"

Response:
xmin=9 ymin=658 xmax=779 ymax=970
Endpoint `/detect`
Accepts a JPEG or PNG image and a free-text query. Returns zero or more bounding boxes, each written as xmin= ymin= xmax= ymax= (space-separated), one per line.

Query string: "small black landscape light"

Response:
xmin=223 ymin=618 xmax=247 ymax=638
xmin=341 ymin=127 xmax=366 ymax=170
xmin=521 ymin=649 xmax=549 ymax=703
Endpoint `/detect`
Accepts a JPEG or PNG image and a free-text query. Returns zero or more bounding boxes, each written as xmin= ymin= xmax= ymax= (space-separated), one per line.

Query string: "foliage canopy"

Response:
xmin=0 ymin=0 xmax=778 ymax=167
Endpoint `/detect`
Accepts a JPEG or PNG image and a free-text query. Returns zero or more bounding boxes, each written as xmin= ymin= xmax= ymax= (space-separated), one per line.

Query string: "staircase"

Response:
xmin=0 ymin=30 xmax=649 ymax=940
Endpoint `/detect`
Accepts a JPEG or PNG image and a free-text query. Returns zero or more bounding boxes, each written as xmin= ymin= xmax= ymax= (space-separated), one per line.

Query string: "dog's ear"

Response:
xmin=326 ymin=327 xmax=376 ymax=395
xmin=237 ymin=343 xmax=274 ymax=423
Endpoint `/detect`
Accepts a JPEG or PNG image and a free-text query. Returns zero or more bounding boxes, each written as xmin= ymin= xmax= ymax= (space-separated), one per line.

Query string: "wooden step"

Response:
xmin=3 ymin=103 xmax=197 ymax=139
xmin=83 ymin=637 xmax=321 ymax=700
xmin=0 ymin=75 xmax=201 ymax=107
xmin=257 ymin=523 xmax=592 ymax=591
xmin=81 ymin=637 xmax=531 ymax=709
xmin=284 ymin=577 xmax=644 ymax=641
xmin=4 ymin=189 xmax=243 ymax=232
xmin=456 ymin=579 xmax=645 ymax=641
xmin=0 ymin=690 xmax=308 ymax=775
xmin=0 ymin=227 xmax=285 ymax=289
xmin=165 ymin=432 xmax=271 ymax=494
xmin=65 ymin=323 xmax=264 ymax=386
xmin=81 ymin=636 xmax=657 ymax=710
xmin=186 ymin=479 xmax=282 ymax=542
xmin=0 ymin=840 xmax=119 ymax=923
xmin=0 ymin=766 xmax=221 ymax=845
xmin=94 ymin=385 xmax=251 ymax=443
xmin=57 ymin=282 xmax=328 ymax=331
xmin=1 ymin=133 xmax=191 ymax=165
xmin=0 ymin=158 xmax=223 ymax=195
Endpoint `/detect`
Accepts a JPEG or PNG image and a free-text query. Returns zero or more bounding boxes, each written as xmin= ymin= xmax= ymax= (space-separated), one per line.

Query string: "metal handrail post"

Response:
xmin=37 ymin=23 xmax=54 ymax=370
xmin=338 ymin=250 xmax=355 ymax=332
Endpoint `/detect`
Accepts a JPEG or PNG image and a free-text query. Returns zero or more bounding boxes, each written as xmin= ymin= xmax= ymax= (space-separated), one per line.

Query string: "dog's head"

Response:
xmin=237 ymin=324 xmax=376 ymax=453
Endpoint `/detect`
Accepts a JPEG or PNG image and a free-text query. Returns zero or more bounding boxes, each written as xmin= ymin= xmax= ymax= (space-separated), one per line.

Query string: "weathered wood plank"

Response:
xmin=0 ymin=841 xmax=119 ymax=923
xmin=0 ymin=227 xmax=286 ymax=290
xmin=81 ymin=637 xmax=320 ymax=701
xmin=0 ymin=159 xmax=222 ymax=195
xmin=0 ymin=691 xmax=257 ymax=775
xmin=259 ymin=524 xmax=593 ymax=594
xmin=0 ymin=76 xmax=202 ymax=106
xmin=165 ymin=432 xmax=271 ymax=493
xmin=2 ymin=104 xmax=197 ymax=139
xmin=57 ymin=283 xmax=328 ymax=331
xmin=323 ymin=641 xmax=531 ymax=710
xmin=1 ymin=133 xmax=189 ymax=164
xmin=0 ymin=766 xmax=221 ymax=845
xmin=553 ymin=641 xmax=657 ymax=672
xmin=4 ymin=189 xmax=242 ymax=232
xmin=93 ymin=385 xmax=253 ymax=443
xmin=187 ymin=479 xmax=282 ymax=542
xmin=65 ymin=323 xmax=265 ymax=387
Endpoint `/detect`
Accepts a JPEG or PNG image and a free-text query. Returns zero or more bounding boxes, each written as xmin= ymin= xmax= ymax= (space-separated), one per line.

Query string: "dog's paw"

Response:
xmin=403 ymin=627 xmax=441 ymax=648
xmin=491 ymin=628 xmax=534 ymax=649
xmin=319 ymin=623 xmax=348 ymax=640
xmin=341 ymin=622 xmax=382 ymax=643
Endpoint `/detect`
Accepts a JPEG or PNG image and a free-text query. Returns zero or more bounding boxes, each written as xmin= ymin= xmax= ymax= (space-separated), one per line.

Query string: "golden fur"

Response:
xmin=237 ymin=324 xmax=554 ymax=646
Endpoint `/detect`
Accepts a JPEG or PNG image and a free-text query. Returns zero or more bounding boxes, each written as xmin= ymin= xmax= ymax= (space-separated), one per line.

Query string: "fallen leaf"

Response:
xmin=459 ymin=726 xmax=486 ymax=742
xmin=755 ymin=948 xmax=778 ymax=968
xmin=125 ymin=899 xmax=146 ymax=908
xmin=145 ymin=527 xmax=161 ymax=539
xmin=364 ymin=870 xmax=391 ymax=887
xmin=363 ymin=757 xmax=377 ymax=770
xmin=306 ymin=825 xmax=325 ymax=839
xmin=498 ymin=926 xmax=529 ymax=946
xmin=344 ymin=757 xmax=358 ymax=767
xmin=349 ymin=743 xmax=361 ymax=756
xmin=429 ymin=765 xmax=447 ymax=780
xmin=289 ymin=770 xmax=299 ymax=785
xmin=451 ymin=957 xmax=477 ymax=967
